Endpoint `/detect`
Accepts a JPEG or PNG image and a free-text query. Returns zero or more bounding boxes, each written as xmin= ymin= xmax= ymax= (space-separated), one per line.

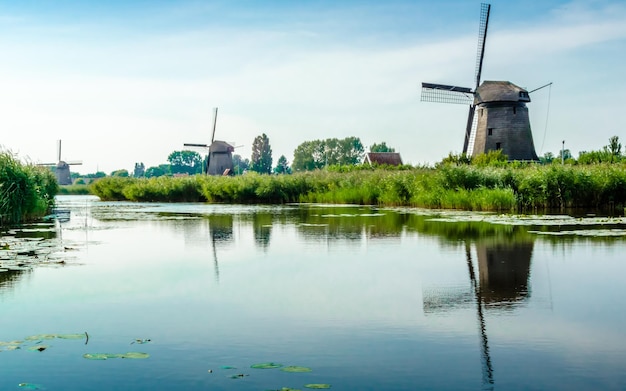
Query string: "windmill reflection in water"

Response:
xmin=422 ymin=237 xmax=534 ymax=389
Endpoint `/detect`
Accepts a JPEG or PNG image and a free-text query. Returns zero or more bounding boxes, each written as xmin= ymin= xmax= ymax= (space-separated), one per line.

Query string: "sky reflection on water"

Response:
xmin=1 ymin=196 xmax=626 ymax=390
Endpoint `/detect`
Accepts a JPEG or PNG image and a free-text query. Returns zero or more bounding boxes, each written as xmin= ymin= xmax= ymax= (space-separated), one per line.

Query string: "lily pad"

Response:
xmin=27 ymin=345 xmax=49 ymax=352
xmin=0 ymin=340 xmax=23 ymax=346
xmin=305 ymin=384 xmax=331 ymax=389
xmin=119 ymin=352 xmax=150 ymax=359
xmin=83 ymin=353 xmax=119 ymax=360
xmin=18 ymin=383 xmax=43 ymax=390
xmin=56 ymin=333 xmax=87 ymax=340
xmin=281 ymin=366 xmax=312 ymax=373
xmin=25 ymin=334 xmax=56 ymax=341
xmin=251 ymin=362 xmax=283 ymax=369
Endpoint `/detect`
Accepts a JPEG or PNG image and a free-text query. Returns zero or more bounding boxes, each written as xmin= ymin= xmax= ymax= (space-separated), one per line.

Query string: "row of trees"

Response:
xmin=540 ymin=136 xmax=623 ymax=165
xmin=74 ymin=133 xmax=624 ymax=182
xmin=111 ymin=135 xmax=393 ymax=179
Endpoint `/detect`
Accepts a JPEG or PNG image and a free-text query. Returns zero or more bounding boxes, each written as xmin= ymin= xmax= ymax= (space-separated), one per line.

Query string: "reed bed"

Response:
xmin=89 ymin=164 xmax=626 ymax=212
xmin=0 ymin=152 xmax=58 ymax=224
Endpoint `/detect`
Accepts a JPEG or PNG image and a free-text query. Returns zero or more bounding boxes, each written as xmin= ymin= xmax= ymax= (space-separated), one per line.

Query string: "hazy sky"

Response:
xmin=1 ymin=0 xmax=625 ymax=174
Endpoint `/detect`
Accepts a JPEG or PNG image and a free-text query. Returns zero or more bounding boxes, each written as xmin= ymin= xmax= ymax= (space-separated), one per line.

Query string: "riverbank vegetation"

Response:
xmin=90 ymin=162 xmax=626 ymax=213
xmin=0 ymin=152 xmax=58 ymax=224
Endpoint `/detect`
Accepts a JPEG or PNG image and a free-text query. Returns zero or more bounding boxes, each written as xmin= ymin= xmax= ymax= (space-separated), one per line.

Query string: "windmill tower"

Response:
xmin=421 ymin=3 xmax=540 ymax=161
xmin=39 ymin=140 xmax=82 ymax=185
xmin=184 ymin=107 xmax=235 ymax=176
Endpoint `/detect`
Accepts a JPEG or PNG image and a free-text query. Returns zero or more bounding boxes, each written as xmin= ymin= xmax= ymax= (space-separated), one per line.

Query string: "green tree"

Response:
xmin=335 ymin=136 xmax=365 ymax=165
xmin=292 ymin=137 xmax=365 ymax=171
xmin=273 ymin=155 xmax=291 ymax=174
xmin=540 ymin=152 xmax=554 ymax=164
xmin=168 ymin=150 xmax=203 ymax=175
xmin=292 ymin=140 xmax=326 ymax=171
xmin=111 ymin=169 xmax=129 ymax=177
xmin=370 ymin=142 xmax=395 ymax=153
xmin=604 ymin=135 xmax=622 ymax=162
xmin=232 ymin=154 xmax=250 ymax=175
xmin=559 ymin=149 xmax=572 ymax=162
xmin=133 ymin=162 xmax=145 ymax=177
xmin=145 ymin=164 xmax=171 ymax=178
xmin=250 ymin=133 xmax=273 ymax=174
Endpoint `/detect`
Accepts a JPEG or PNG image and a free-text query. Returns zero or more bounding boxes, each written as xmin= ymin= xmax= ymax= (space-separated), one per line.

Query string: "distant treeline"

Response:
xmin=0 ymin=152 xmax=58 ymax=224
xmin=90 ymin=163 xmax=626 ymax=212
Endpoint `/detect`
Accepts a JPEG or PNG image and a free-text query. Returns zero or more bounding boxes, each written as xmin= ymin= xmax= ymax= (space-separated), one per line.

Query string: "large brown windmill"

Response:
xmin=421 ymin=3 xmax=544 ymax=161
xmin=184 ymin=107 xmax=235 ymax=176
xmin=39 ymin=140 xmax=82 ymax=185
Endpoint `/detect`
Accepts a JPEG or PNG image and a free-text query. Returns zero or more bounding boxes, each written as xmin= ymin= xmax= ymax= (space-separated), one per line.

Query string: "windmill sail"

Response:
xmin=420 ymin=83 xmax=473 ymax=105
xmin=465 ymin=3 xmax=491 ymax=153
xmin=210 ymin=107 xmax=218 ymax=143
xmin=420 ymin=3 xmax=491 ymax=155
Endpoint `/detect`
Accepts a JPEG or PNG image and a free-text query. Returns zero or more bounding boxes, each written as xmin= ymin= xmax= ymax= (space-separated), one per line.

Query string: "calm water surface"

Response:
xmin=1 ymin=195 xmax=626 ymax=390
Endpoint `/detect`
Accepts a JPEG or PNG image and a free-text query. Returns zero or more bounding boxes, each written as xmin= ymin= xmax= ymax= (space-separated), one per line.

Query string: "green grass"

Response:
xmin=88 ymin=164 xmax=626 ymax=212
xmin=57 ymin=184 xmax=93 ymax=195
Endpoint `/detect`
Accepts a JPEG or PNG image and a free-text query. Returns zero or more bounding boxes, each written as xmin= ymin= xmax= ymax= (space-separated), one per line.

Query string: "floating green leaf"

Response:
xmin=119 ymin=352 xmax=150 ymax=359
xmin=281 ymin=366 xmax=312 ymax=373
xmin=305 ymin=384 xmax=331 ymax=389
xmin=18 ymin=383 xmax=43 ymax=390
xmin=83 ymin=353 xmax=119 ymax=360
xmin=221 ymin=365 xmax=236 ymax=369
xmin=0 ymin=340 xmax=23 ymax=346
xmin=251 ymin=362 xmax=283 ymax=369
xmin=56 ymin=333 xmax=86 ymax=340
xmin=25 ymin=334 xmax=56 ymax=341
xmin=27 ymin=345 xmax=48 ymax=352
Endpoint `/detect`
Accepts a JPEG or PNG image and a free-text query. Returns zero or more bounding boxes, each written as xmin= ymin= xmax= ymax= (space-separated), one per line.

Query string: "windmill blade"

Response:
xmin=66 ymin=161 xmax=83 ymax=165
xmin=57 ymin=140 xmax=62 ymax=162
xmin=184 ymin=143 xmax=209 ymax=148
xmin=210 ymin=107 xmax=218 ymax=143
xmin=463 ymin=105 xmax=477 ymax=154
xmin=421 ymin=83 xmax=474 ymax=105
xmin=474 ymin=3 xmax=491 ymax=90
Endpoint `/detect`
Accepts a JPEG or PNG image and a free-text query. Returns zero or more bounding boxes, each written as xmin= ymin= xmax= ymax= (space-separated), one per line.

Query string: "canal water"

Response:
xmin=1 ymin=195 xmax=626 ymax=390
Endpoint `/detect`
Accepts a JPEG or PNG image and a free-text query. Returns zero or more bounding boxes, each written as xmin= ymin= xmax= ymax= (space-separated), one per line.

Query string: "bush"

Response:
xmin=0 ymin=152 xmax=58 ymax=224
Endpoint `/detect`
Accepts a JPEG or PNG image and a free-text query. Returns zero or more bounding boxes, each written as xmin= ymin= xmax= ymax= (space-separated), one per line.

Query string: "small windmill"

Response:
xmin=184 ymin=107 xmax=235 ymax=175
xmin=421 ymin=3 xmax=541 ymax=161
xmin=39 ymin=140 xmax=82 ymax=185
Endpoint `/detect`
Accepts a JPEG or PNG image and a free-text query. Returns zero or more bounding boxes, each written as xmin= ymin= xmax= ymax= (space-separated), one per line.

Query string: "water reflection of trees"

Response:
xmin=0 ymin=269 xmax=26 ymax=293
xmin=252 ymin=213 xmax=272 ymax=249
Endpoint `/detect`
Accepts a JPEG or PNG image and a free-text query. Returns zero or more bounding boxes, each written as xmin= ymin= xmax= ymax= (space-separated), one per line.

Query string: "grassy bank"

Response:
xmin=89 ymin=164 xmax=626 ymax=212
xmin=57 ymin=184 xmax=93 ymax=195
xmin=0 ymin=152 xmax=58 ymax=224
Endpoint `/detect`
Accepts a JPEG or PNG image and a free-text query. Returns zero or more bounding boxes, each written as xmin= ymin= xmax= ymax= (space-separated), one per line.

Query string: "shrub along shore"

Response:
xmin=90 ymin=164 xmax=626 ymax=213
xmin=0 ymin=152 xmax=58 ymax=225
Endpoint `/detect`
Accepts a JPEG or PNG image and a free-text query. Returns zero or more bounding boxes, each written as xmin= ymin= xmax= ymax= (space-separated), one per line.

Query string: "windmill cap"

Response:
xmin=474 ymin=81 xmax=531 ymax=104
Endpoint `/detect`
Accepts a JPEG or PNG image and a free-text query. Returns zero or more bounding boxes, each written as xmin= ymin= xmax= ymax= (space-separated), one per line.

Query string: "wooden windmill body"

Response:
xmin=472 ymin=81 xmax=538 ymax=160
xmin=421 ymin=3 xmax=541 ymax=161
xmin=184 ymin=108 xmax=235 ymax=176
xmin=39 ymin=140 xmax=82 ymax=185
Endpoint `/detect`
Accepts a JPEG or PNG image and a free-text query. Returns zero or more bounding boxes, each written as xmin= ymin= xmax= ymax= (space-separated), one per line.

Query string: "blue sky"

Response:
xmin=1 ymin=0 xmax=625 ymax=174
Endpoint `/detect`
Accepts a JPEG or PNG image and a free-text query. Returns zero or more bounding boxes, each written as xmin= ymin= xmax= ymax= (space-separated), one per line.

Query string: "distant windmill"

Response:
xmin=184 ymin=107 xmax=235 ymax=176
xmin=39 ymin=140 xmax=82 ymax=185
xmin=421 ymin=3 xmax=548 ymax=161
